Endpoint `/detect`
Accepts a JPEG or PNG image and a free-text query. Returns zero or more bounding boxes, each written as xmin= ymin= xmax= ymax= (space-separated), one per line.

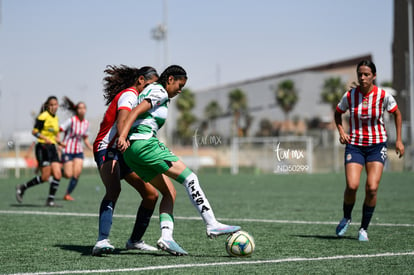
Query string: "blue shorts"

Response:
xmin=344 ymin=142 xmax=387 ymax=166
xmin=61 ymin=152 xmax=84 ymax=163
xmin=94 ymin=148 xmax=133 ymax=179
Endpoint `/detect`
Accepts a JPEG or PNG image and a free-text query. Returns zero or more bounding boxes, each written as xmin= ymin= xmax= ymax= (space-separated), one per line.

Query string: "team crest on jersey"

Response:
xmin=346 ymin=153 xmax=352 ymax=161
xmin=362 ymin=99 xmax=368 ymax=108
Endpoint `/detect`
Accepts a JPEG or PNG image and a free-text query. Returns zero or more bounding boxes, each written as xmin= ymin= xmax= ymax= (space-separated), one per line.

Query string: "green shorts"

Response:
xmin=123 ymin=137 xmax=179 ymax=182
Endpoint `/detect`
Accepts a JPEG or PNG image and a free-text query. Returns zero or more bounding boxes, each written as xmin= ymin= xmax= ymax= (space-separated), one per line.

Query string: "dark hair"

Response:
xmin=39 ymin=96 xmax=58 ymax=114
xmin=102 ymin=65 xmax=158 ymax=105
xmin=357 ymin=60 xmax=376 ymax=75
xmin=158 ymin=65 xmax=187 ymax=88
xmin=61 ymin=96 xmax=85 ymax=116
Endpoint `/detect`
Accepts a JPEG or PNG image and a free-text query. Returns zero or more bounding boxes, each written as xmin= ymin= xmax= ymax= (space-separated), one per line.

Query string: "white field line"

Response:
xmin=1 ymin=210 xmax=414 ymax=227
xmin=8 ymin=251 xmax=414 ymax=275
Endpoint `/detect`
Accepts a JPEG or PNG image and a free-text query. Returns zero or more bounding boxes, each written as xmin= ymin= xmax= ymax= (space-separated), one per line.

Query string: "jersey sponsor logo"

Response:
xmin=360 ymin=114 xmax=370 ymax=121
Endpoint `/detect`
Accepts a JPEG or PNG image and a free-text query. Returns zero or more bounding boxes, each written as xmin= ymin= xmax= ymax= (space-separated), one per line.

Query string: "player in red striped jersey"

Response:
xmin=60 ymin=97 xmax=93 ymax=201
xmin=334 ymin=60 xmax=405 ymax=241
xmin=92 ymin=65 xmax=161 ymax=256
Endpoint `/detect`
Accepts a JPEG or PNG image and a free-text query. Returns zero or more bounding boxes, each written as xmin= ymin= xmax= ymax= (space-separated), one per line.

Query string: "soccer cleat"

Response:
xmin=92 ymin=239 xmax=115 ymax=256
xmin=125 ymin=239 xmax=158 ymax=251
xmin=16 ymin=184 xmax=25 ymax=203
xmin=358 ymin=228 xmax=369 ymax=241
xmin=336 ymin=218 xmax=351 ymax=237
xmin=63 ymin=194 xmax=75 ymax=201
xmin=157 ymin=238 xmax=188 ymax=256
xmin=45 ymin=198 xmax=62 ymax=207
xmin=206 ymin=223 xmax=241 ymax=239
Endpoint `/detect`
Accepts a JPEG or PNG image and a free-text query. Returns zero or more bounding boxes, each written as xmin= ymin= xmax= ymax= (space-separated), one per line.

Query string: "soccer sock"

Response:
xmin=160 ymin=213 xmax=174 ymax=240
xmin=361 ymin=204 xmax=376 ymax=230
xmin=66 ymin=177 xmax=78 ymax=194
xmin=24 ymin=175 xmax=42 ymax=190
xmin=47 ymin=177 xmax=60 ymax=200
xmin=343 ymin=202 xmax=355 ymax=220
xmin=98 ymin=200 xmax=115 ymax=241
xmin=130 ymin=204 xmax=154 ymax=243
xmin=176 ymin=168 xmax=218 ymax=227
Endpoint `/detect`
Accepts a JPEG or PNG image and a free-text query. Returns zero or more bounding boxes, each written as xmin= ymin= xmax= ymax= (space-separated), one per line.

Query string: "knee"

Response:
xmin=144 ymin=190 xmax=159 ymax=205
xmin=365 ymin=185 xmax=378 ymax=198
xmin=345 ymin=184 xmax=358 ymax=194
xmin=63 ymin=171 xmax=72 ymax=179
xmin=150 ymin=191 xmax=159 ymax=203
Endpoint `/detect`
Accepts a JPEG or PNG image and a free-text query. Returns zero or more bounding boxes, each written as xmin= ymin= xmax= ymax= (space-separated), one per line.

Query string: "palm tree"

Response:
xmin=228 ymin=88 xmax=249 ymax=137
xmin=204 ymin=100 xmax=222 ymax=133
xmin=177 ymin=111 xmax=197 ymax=142
xmin=175 ymin=88 xmax=196 ymax=144
xmin=320 ymin=77 xmax=346 ymax=111
xmin=275 ymin=79 xmax=298 ymax=121
xmin=176 ymin=88 xmax=195 ymax=112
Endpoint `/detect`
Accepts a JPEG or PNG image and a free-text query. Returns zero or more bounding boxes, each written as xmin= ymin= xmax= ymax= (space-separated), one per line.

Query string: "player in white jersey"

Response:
xmin=334 ymin=60 xmax=404 ymax=241
xmin=118 ymin=65 xmax=241 ymax=256
xmin=60 ymin=97 xmax=93 ymax=201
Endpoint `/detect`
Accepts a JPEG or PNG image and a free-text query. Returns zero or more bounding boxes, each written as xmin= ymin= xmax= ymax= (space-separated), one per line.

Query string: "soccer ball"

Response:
xmin=225 ymin=231 xmax=255 ymax=257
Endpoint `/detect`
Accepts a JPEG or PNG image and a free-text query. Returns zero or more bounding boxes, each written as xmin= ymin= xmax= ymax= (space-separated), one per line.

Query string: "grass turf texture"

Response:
xmin=0 ymin=171 xmax=413 ymax=274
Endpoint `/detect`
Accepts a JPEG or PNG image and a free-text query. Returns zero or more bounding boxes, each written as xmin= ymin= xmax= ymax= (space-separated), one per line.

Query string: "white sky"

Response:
xmin=0 ymin=0 xmax=394 ymax=138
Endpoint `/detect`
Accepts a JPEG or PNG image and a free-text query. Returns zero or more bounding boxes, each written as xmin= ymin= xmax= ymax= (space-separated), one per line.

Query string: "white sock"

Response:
xmin=160 ymin=213 xmax=174 ymax=240
xmin=182 ymin=172 xmax=218 ymax=227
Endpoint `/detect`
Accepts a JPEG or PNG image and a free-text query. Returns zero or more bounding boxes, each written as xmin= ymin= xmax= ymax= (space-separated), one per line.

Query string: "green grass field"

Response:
xmin=0 ymin=170 xmax=413 ymax=274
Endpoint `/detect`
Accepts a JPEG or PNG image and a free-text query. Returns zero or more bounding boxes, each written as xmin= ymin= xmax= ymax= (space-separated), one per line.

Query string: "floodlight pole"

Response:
xmin=151 ymin=0 xmax=168 ymax=68
xmin=163 ymin=0 xmax=168 ymax=67
xmin=151 ymin=0 xmax=170 ymax=143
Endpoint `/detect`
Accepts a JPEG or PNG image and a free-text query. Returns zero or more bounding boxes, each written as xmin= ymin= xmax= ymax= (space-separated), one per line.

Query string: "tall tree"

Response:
xmin=176 ymin=88 xmax=195 ymax=112
xmin=320 ymin=76 xmax=346 ymax=111
xmin=204 ymin=100 xmax=222 ymax=133
xmin=175 ymin=88 xmax=196 ymax=144
xmin=275 ymin=79 xmax=298 ymax=121
xmin=228 ymin=88 xmax=250 ymax=137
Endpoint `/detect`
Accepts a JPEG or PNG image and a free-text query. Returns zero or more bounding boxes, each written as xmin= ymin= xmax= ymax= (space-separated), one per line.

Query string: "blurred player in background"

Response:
xmin=60 ymin=97 xmax=93 ymax=201
xmin=92 ymin=65 xmax=160 ymax=256
xmin=118 ymin=65 xmax=241 ymax=256
xmin=334 ymin=60 xmax=404 ymax=241
xmin=16 ymin=96 xmax=64 ymax=207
